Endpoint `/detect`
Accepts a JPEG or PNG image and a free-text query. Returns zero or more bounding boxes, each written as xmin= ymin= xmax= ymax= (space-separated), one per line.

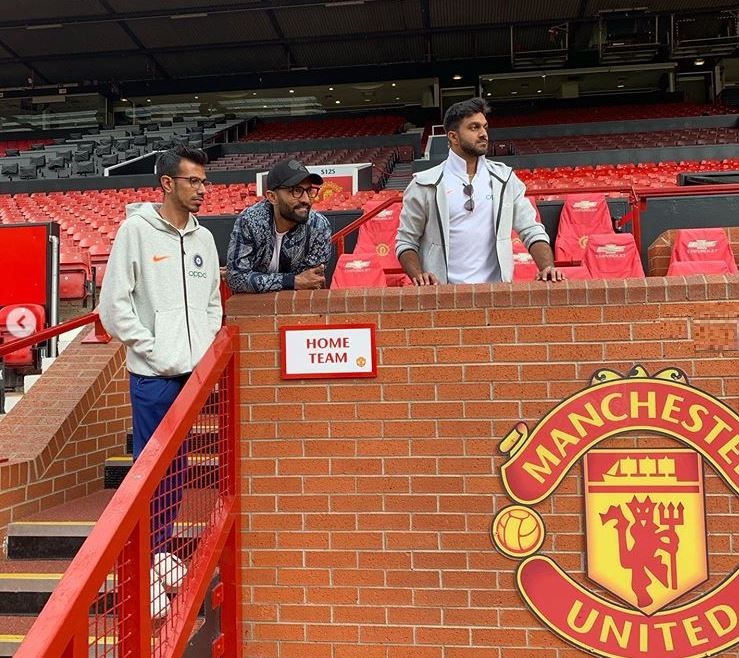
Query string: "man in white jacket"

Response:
xmin=98 ymin=144 xmax=222 ymax=617
xmin=396 ymin=97 xmax=563 ymax=285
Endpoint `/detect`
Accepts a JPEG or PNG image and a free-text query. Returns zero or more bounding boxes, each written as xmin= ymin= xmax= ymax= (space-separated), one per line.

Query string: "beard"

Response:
xmin=276 ymin=196 xmax=311 ymax=224
xmin=459 ymin=135 xmax=488 ymax=158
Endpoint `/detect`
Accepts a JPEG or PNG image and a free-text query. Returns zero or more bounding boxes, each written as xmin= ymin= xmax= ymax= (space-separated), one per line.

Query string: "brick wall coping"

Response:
xmin=0 ymin=332 xmax=125 ymax=487
xmin=226 ymin=275 xmax=739 ymax=317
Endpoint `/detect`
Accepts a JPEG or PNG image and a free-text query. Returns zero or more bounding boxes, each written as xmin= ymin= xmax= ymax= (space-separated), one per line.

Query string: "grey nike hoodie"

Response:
xmin=98 ymin=202 xmax=222 ymax=377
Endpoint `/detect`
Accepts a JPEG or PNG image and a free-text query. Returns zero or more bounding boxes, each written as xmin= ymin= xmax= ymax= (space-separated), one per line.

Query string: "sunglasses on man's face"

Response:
xmin=463 ymin=183 xmax=474 ymax=212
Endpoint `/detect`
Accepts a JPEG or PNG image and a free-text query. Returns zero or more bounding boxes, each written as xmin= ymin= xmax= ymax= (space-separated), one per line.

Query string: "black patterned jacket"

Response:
xmin=226 ymin=199 xmax=332 ymax=293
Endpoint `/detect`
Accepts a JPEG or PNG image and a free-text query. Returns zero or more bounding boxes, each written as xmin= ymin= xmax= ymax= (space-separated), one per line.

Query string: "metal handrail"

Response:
xmin=0 ymin=311 xmax=110 ymax=358
xmin=14 ymin=325 xmax=241 ymax=658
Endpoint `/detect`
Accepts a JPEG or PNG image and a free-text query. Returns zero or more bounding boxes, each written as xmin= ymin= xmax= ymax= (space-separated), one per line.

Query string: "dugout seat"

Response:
xmin=0 ymin=303 xmax=46 ymax=369
xmin=512 ymin=252 xmax=539 ymax=281
xmin=331 ymin=254 xmax=387 ymax=289
xmin=353 ymin=207 xmax=409 ymax=286
xmin=557 ymin=265 xmax=591 ymax=279
xmin=554 ymin=193 xmax=615 ymax=264
xmin=666 ymin=259 xmax=733 ymax=276
xmin=582 ymin=233 xmax=645 ymax=279
xmin=668 ymin=228 xmax=738 ymax=274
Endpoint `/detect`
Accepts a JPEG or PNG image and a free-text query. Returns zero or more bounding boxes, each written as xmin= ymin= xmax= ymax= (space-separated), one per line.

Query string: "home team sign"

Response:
xmin=280 ymin=324 xmax=376 ymax=379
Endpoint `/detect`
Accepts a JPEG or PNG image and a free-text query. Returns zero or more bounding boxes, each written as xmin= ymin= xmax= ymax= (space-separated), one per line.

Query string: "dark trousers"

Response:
xmin=129 ymin=373 xmax=189 ymax=553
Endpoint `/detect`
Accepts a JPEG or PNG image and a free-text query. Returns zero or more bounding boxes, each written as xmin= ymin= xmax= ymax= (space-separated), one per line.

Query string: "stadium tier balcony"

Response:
xmin=242 ymin=115 xmax=407 ymax=140
xmin=490 ymin=102 xmax=738 ymax=128
xmin=506 ymin=127 xmax=739 ymax=155
xmin=0 ymin=138 xmax=54 ymax=157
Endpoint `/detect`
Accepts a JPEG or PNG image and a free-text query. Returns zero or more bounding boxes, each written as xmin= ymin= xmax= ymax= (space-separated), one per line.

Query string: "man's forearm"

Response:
xmin=529 ymin=241 xmax=555 ymax=270
xmin=399 ymin=249 xmax=423 ymax=278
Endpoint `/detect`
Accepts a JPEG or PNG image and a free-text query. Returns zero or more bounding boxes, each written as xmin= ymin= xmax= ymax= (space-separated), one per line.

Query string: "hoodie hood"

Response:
xmin=126 ymin=201 xmax=201 ymax=235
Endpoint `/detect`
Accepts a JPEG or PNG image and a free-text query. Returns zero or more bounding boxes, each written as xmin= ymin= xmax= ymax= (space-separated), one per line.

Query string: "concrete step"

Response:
xmin=5 ymin=489 xmax=214 ymax=560
xmin=104 ymin=452 xmax=219 ymax=490
xmin=0 ymin=617 xmax=35 ymax=658
xmin=0 ymin=559 xmax=116 ymax=616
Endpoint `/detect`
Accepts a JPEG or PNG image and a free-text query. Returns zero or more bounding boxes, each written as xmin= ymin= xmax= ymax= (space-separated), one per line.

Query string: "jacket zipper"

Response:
xmin=179 ymin=233 xmax=192 ymax=359
xmin=432 ymin=168 xmax=449 ymax=274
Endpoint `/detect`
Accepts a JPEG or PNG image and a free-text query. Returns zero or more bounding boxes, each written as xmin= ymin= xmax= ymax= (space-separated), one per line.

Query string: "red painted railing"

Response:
xmin=14 ymin=326 xmax=242 ymax=658
xmin=0 ymin=311 xmax=110 ymax=359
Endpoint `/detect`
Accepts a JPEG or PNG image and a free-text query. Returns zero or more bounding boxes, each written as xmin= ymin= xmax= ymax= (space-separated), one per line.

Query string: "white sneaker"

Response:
xmin=150 ymin=568 xmax=170 ymax=619
xmin=152 ymin=552 xmax=188 ymax=589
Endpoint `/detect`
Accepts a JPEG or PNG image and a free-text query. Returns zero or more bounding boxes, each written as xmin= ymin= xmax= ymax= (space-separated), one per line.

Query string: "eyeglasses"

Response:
xmin=279 ymin=185 xmax=320 ymax=200
xmin=170 ymin=176 xmax=212 ymax=188
xmin=463 ymin=183 xmax=474 ymax=212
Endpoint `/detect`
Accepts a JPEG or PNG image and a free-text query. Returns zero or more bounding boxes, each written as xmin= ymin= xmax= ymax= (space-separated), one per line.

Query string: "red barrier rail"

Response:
xmin=14 ymin=326 xmax=241 ymax=658
xmin=0 ymin=311 xmax=110 ymax=359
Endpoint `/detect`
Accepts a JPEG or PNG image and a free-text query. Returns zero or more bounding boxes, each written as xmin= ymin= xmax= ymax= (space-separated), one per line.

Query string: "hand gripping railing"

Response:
xmin=14 ymin=325 xmax=242 ymax=658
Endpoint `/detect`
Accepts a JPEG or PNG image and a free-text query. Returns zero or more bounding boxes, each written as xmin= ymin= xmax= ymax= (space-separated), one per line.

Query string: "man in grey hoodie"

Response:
xmin=396 ymin=97 xmax=562 ymax=285
xmin=98 ymin=144 xmax=222 ymax=617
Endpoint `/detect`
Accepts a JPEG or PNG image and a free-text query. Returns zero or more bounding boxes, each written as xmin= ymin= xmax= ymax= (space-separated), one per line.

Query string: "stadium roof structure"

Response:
xmin=0 ymin=0 xmax=736 ymax=95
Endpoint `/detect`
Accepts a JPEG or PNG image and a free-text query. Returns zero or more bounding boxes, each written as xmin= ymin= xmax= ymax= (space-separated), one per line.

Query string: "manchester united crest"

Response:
xmin=492 ymin=365 xmax=739 ymax=658
xmin=584 ymin=449 xmax=707 ymax=615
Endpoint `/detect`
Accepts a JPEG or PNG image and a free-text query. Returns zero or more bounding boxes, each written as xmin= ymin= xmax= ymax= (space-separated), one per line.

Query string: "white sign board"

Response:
xmin=256 ymin=163 xmax=372 ymax=197
xmin=280 ymin=324 xmax=377 ymax=379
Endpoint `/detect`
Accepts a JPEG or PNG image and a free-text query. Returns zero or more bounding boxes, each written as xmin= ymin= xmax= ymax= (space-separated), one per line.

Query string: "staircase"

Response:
xmin=384 ymin=162 xmax=413 ymax=190
xmin=0 ymin=428 xmax=222 ymax=656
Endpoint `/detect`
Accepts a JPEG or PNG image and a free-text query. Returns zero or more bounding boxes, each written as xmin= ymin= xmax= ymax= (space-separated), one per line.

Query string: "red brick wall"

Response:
xmin=0 ymin=333 xmax=129 ymax=532
xmin=228 ymin=276 xmax=739 ymax=658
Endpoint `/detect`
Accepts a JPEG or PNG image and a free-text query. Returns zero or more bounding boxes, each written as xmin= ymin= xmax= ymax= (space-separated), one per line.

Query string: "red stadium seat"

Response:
xmin=666 ymin=259 xmax=733 ymax=276
xmin=554 ymin=193 xmax=614 ymax=264
xmin=331 ymin=254 xmax=387 ymax=289
xmin=88 ymin=242 xmax=112 ymax=287
xmin=353 ymin=210 xmax=409 ymax=286
xmin=558 ymin=265 xmax=591 ymax=279
xmin=512 ymin=252 xmax=539 ymax=281
xmin=582 ymin=233 xmax=645 ymax=279
xmin=0 ymin=303 xmax=46 ymax=367
xmin=668 ymin=228 xmax=738 ymax=274
xmin=59 ymin=250 xmax=93 ymax=301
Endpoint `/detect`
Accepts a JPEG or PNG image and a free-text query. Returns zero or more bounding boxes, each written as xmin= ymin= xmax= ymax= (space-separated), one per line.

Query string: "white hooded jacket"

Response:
xmin=98 ymin=202 xmax=222 ymax=377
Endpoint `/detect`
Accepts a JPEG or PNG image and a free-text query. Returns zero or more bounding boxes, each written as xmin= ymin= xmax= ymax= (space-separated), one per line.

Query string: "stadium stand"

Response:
xmin=508 ymin=127 xmax=739 ymax=155
xmin=0 ymin=118 xmax=242 ymax=181
xmin=490 ymin=102 xmax=738 ymax=128
xmin=243 ymin=115 xmax=406 ymax=140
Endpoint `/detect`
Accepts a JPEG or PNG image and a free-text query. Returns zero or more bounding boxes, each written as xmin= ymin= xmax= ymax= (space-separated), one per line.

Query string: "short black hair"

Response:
xmin=443 ymin=97 xmax=490 ymax=133
xmin=155 ymin=144 xmax=208 ymax=182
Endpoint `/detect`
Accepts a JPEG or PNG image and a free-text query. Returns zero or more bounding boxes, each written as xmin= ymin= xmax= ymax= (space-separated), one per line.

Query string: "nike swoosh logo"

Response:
xmin=152 ymin=255 xmax=169 ymax=262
